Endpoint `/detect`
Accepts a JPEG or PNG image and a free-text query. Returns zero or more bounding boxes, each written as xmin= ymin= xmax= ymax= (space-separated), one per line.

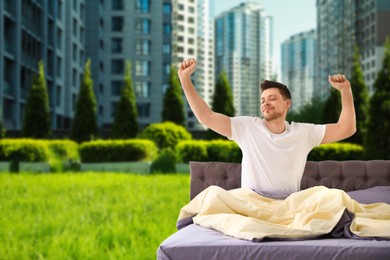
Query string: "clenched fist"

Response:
xmin=328 ymin=74 xmax=351 ymax=91
xmin=178 ymin=58 xmax=197 ymax=79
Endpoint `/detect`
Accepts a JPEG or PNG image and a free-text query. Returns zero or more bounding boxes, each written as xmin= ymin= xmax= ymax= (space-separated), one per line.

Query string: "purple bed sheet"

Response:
xmin=157 ymin=224 xmax=390 ymax=260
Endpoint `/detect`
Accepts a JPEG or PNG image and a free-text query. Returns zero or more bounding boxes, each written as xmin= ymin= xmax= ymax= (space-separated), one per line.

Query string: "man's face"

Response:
xmin=261 ymin=88 xmax=291 ymax=121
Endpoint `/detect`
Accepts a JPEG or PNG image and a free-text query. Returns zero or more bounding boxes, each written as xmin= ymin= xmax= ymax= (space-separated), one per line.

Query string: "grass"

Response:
xmin=0 ymin=172 xmax=190 ymax=260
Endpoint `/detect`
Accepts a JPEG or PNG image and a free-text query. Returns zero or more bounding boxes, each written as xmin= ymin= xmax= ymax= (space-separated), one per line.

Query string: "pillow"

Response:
xmin=347 ymin=186 xmax=390 ymax=204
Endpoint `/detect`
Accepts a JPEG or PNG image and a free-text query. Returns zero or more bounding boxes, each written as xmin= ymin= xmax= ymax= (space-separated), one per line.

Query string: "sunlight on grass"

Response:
xmin=0 ymin=172 xmax=190 ymax=259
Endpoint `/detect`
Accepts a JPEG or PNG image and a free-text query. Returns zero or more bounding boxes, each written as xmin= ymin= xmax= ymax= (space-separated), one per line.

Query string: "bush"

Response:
xmin=175 ymin=140 xmax=242 ymax=163
xmin=150 ymin=149 xmax=177 ymax=174
xmin=308 ymin=143 xmax=364 ymax=161
xmin=176 ymin=141 xmax=208 ymax=163
xmin=207 ymin=140 xmax=242 ymax=163
xmin=79 ymin=139 xmax=157 ymax=163
xmin=47 ymin=140 xmax=80 ymax=172
xmin=0 ymin=139 xmax=49 ymax=162
xmin=0 ymin=139 xmax=80 ymax=172
xmin=137 ymin=122 xmax=191 ymax=150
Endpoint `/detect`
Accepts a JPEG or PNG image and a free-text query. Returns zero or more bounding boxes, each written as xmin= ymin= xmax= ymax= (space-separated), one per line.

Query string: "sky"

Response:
xmin=213 ymin=0 xmax=316 ymax=76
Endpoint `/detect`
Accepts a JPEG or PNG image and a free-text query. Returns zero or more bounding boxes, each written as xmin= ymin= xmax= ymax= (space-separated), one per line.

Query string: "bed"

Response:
xmin=157 ymin=160 xmax=390 ymax=260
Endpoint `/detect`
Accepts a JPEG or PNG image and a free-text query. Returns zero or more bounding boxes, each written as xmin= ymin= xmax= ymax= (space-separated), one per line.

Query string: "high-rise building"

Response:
xmin=171 ymin=0 xmax=214 ymax=131
xmin=185 ymin=0 xmax=214 ymax=130
xmin=281 ymin=30 xmax=316 ymax=112
xmin=0 ymin=0 xmax=85 ymax=131
xmin=215 ymin=2 xmax=272 ymax=117
xmin=85 ymin=0 xmax=172 ymax=129
xmin=316 ymin=0 xmax=390 ymax=98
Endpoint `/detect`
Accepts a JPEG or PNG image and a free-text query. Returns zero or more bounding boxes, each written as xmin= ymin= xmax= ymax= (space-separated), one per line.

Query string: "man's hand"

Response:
xmin=178 ymin=58 xmax=196 ymax=79
xmin=328 ymin=74 xmax=351 ymax=91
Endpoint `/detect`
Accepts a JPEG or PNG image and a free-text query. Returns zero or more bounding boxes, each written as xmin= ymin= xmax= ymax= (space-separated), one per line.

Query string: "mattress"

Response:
xmin=157 ymin=224 xmax=390 ymax=260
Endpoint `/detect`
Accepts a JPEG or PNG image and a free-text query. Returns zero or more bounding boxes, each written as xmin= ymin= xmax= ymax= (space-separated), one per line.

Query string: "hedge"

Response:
xmin=308 ymin=143 xmax=364 ymax=161
xmin=0 ymin=139 xmax=80 ymax=172
xmin=79 ymin=139 xmax=157 ymax=163
xmin=176 ymin=140 xmax=242 ymax=163
xmin=0 ymin=139 xmax=49 ymax=162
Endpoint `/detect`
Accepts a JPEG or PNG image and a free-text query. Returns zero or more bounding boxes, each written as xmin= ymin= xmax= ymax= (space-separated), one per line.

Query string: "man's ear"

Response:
xmin=285 ymin=99 xmax=291 ymax=110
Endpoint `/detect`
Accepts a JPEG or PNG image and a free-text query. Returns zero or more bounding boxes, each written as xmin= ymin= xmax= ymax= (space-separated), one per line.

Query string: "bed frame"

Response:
xmin=189 ymin=160 xmax=390 ymax=199
xmin=158 ymin=160 xmax=390 ymax=260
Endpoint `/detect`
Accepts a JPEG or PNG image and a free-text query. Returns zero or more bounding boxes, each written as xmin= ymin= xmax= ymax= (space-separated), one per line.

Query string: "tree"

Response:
xmin=22 ymin=60 xmax=51 ymax=138
xmin=322 ymin=88 xmax=341 ymax=124
xmin=207 ymin=71 xmax=235 ymax=139
xmin=112 ymin=61 xmax=139 ymax=138
xmin=162 ymin=66 xmax=185 ymax=126
xmin=365 ymin=38 xmax=390 ymax=159
xmin=71 ymin=59 xmax=97 ymax=143
xmin=345 ymin=45 xmax=369 ymax=144
xmin=287 ymin=96 xmax=325 ymax=124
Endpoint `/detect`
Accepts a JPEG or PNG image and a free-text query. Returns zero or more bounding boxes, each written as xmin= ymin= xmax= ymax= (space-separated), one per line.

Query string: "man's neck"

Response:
xmin=264 ymin=118 xmax=286 ymax=134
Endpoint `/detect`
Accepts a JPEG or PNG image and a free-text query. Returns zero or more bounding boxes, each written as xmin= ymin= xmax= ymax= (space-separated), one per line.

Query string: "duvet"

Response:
xmin=177 ymin=186 xmax=390 ymax=241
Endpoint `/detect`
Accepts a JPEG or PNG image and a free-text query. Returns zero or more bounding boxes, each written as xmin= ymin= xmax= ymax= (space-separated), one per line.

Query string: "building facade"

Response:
xmin=215 ymin=2 xmax=272 ymax=117
xmin=281 ymin=30 xmax=316 ymax=112
xmin=85 ymin=0 xmax=172 ymax=130
xmin=316 ymin=0 xmax=390 ymax=98
xmin=0 ymin=0 xmax=85 ymax=130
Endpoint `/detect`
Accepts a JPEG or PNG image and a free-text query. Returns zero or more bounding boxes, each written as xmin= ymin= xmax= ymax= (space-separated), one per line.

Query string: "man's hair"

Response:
xmin=260 ymin=80 xmax=291 ymax=100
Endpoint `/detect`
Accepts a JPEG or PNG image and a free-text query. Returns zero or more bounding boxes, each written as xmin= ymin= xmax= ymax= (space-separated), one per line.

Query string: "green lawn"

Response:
xmin=0 ymin=172 xmax=190 ymax=260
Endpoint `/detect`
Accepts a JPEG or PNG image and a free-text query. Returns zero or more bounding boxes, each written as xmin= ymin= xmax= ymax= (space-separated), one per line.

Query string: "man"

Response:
xmin=178 ymin=58 xmax=356 ymax=196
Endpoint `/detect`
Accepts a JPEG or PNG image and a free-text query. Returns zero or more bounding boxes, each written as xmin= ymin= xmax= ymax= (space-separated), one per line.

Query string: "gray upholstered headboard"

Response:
xmin=189 ymin=160 xmax=390 ymax=200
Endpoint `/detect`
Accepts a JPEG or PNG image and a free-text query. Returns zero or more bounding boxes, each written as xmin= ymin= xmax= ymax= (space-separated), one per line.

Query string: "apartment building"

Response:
xmin=281 ymin=30 xmax=316 ymax=112
xmin=215 ymin=2 xmax=273 ymax=117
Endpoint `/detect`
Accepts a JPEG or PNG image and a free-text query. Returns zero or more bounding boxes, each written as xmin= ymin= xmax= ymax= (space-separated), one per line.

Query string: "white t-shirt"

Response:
xmin=229 ymin=116 xmax=326 ymax=195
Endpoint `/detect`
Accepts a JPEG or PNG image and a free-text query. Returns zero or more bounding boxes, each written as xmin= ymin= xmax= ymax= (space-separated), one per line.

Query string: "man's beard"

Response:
xmin=263 ymin=110 xmax=284 ymax=121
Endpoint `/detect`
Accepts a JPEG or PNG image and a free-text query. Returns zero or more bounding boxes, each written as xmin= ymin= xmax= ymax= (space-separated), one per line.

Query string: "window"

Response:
xmin=112 ymin=0 xmax=124 ymax=10
xmin=163 ymin=44 xmax=171 ymax=54
xmin=111 ymin=80 xmax=123 ymax=95
xmin=73 ymin=43 xmax=77 ymax=62
xmin=135 ymin=82 xmax=150 ymax=97
xmin=73 ymin=18 xmax=77 ymax=37
xmin=164 ymin=64 xmax=170 ymax=75
xmin=135 ymin=19 xmax=150 ymax=34
xmin=57 ymin=28 xmax=62 ymax=49
xmin=163 ymin=3 xmax=171 ymax=14
xmin=56 ymin=85 xmax=62 ymax=106
xmin=163 ymin=23 xmax=171 ymax=34
xmin=56 ymin=57 xmax=62 ymax=78
xmin=72 ymin=68 xmax=77 ymax=86
xmin=137 ymin=103 xmax=150 ymax=118
xmin=112 ymin=16 xmax=124 ymax=32
xmin=136 ymin=0 xmax=150 ymax=13
xmin=135 ymin=39 xmax=150 ymax=55
xmin=135 ymin=61 xmax=150 ymax=76
xmin=111 ymin=59 xmax=124 ymax=74
xmin=111 ymin=37 xmax=123 ymax=53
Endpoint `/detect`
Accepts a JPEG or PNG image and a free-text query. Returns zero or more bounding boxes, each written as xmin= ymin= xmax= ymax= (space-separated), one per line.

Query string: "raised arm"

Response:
xmin=321 ymin=74 xmax=356 ymax=144
xmin=178 ymin=58 xmax=231 ymax=138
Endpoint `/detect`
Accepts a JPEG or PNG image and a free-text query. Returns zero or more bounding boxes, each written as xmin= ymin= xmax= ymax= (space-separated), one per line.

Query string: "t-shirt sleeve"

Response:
xmin=300 ymin=123 xmax=326 ymax=148
xmin=228 ymin=116 xmax=252 ymax=144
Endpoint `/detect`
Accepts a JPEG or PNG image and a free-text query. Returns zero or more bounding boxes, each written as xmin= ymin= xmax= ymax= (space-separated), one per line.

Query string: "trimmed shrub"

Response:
xmin=47 ymin=140 xmax=80 ymax=172
xmin=79 ymin=139 xmax=157 ymax=163
xmin=137 ymin=122 xmax=191 ymax=150
xmin=150 ymin=149 xmax=177 ymax=174
xmin=176 ymin=141 xmax=208 ymax=163
xmin=207 ymin=140 xmax=242 ymax=163
xmin=0 ymin=139 xmax=49 ymax=162
xmin=308 ymin=143 xmax=364 ymax=161
xmin=176 ymin=140 xmax=242 ymax=163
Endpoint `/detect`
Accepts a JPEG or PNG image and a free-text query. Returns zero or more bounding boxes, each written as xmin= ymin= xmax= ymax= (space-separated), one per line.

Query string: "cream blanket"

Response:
xmin=178 ymin=186 xmax=390 ymax=241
